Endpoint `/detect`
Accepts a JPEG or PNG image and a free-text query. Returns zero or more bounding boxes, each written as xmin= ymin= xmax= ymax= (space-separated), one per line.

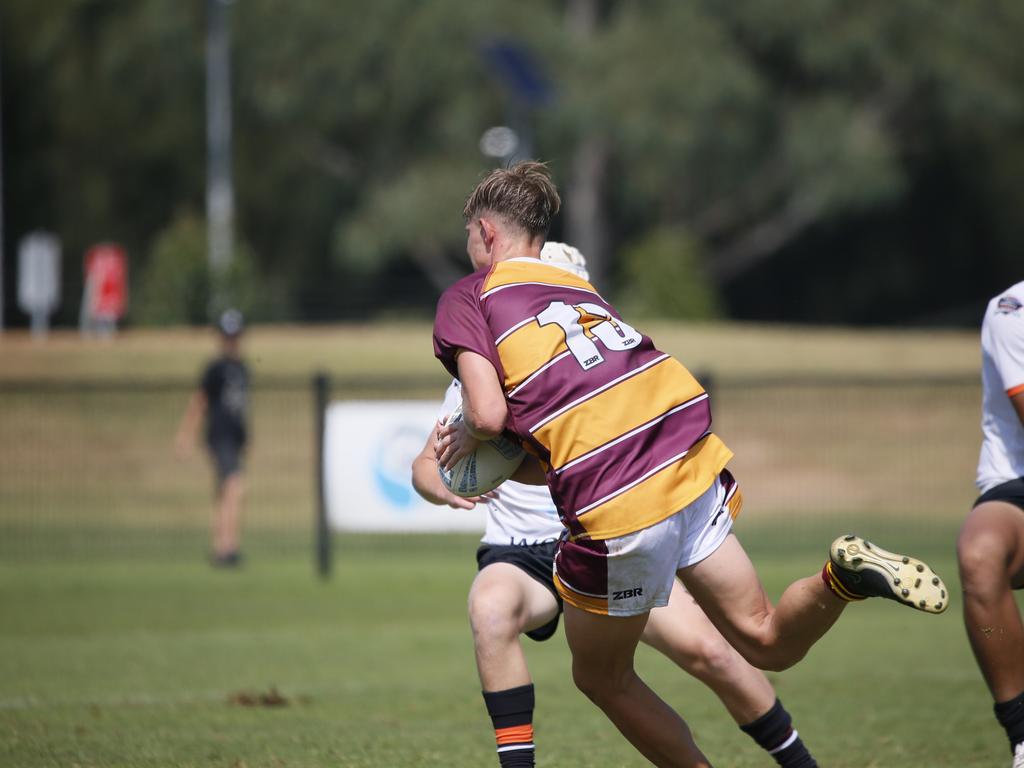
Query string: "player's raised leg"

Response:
xmin=564 ymin=604 xmax=711 ymax=768
xmin=680 ymin=530 xmax=946 ymax=672
xmin=958 ymin=499 xmax=1024 ymax=763
xmin=469 ymin=562 xmax=559 ymax=768
xmin=643 ymin=581 xmax=819 ymax=767
xmin=679 ymin=533 xmax=844 ymax=672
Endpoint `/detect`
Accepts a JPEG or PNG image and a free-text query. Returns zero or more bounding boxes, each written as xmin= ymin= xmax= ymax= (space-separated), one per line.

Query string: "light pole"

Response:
xmin=206 ymin=0 xmax=234 ymax=304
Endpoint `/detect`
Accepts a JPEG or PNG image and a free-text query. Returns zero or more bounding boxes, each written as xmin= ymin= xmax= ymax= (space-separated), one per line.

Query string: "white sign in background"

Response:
xmin=324 ymin=400 xmax=485 ymax=533
xmin=17 ymin=231 xmax=61 ymax=336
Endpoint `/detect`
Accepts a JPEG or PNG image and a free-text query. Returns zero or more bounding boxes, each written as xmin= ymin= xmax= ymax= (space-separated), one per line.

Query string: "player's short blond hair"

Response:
xmin=463 ymin=161 xmax=561 ymax=239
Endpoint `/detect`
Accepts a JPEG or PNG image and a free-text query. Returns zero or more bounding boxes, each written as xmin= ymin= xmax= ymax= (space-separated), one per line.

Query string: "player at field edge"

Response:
xmin=958 ymin=281 xmax=1024 ymax=768
xmin=413 ymin=242 xmax=820 ymax=768
xmin=175 ymin=308 xmax=250 ymax=567
xmin=432 ymin=161 xmax=949 ymax=767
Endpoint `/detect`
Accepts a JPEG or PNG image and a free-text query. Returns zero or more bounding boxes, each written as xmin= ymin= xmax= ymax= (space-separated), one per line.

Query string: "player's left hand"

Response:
xmin=435 ymin=416 xmax=480 ymax=471
xmin=440 ymin=488 xmax=483 ymax=510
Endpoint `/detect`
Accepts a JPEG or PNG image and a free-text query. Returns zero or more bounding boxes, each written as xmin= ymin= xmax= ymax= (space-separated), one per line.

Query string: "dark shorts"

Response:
xmin=973 ymin=477 xmax=1024 ymax=514
xmin=973 ymin=477 xmax=1024 ymax=590
xmin=476 ymin=541 xmax=563 ymax=642
xmin=207 ymin=440 xmax=244 ymax=484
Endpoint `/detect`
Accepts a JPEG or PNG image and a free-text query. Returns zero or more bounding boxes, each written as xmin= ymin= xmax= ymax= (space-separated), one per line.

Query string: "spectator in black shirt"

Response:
xmin=176 ymin=309 xmax=250 ymax=567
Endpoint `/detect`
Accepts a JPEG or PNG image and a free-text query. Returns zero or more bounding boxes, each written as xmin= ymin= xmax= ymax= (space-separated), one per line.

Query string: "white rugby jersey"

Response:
xmin=977 ymin=280 xmax=1024 ymax=492
xmin=440 ymin=380 xmax=563 ymax=546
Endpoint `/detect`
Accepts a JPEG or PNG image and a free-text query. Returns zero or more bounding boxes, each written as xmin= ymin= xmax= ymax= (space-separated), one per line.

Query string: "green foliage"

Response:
xmin=619 ymin=228 xmax=721 ymax=320
xmin=334 ymin=158 xmax=483 ymax=282
xmin=133 ymin=212 xmax=207 ymax=326
xmin=134 ymin=211 xmax=267 ymax=326
xmin=5 ymin=0 xmax=1024 ymax=324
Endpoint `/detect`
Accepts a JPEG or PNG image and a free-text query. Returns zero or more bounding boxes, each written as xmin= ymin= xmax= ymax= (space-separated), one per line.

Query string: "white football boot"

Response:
xmin=828 ymin=534 xmax=948 ymax=613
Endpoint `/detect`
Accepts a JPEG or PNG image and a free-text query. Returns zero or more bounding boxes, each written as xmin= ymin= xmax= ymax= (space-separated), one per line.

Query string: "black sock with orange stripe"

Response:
xmin=482 ymin=684 xmax=535 ymax=767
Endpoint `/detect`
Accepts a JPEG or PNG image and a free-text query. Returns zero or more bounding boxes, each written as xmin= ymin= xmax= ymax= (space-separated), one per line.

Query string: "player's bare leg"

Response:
xmin=469 ymin=563 xmax=559 ymax=767
xmin=679 ymin=534 xmax=845 ymax=672
xmin=564 ymin=604 xmax=711 ymax=768
xmin=959 ymin=503 xmax=1024 ymax=719
xmin=468 ymin=563 xmax=559 ymax=690
xmin=644 ymin=580 xmax=819 ymax=767
xmin=643 ymin=580 xmax=775 ymax=723
xmin=213 ymin=472 xmax=244 ymax=561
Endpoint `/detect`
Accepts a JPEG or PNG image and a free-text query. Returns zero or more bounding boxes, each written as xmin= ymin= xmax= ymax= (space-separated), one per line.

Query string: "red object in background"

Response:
xmin=84 ymin=243 xmax=128 ymax=320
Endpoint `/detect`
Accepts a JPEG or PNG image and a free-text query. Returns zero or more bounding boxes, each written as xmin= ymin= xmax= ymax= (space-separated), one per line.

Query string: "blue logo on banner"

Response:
xmin=371 ymin=424 xmax=424 ymax=511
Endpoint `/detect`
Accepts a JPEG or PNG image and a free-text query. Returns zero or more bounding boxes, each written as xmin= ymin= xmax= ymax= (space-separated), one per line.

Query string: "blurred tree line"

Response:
xmin=3 ymin=0 xmax=1023 ymax=328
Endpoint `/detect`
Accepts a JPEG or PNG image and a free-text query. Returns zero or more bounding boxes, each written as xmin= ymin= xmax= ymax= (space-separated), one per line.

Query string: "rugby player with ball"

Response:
xmin=431 ymin=161 xmax=948 ymax=768
xmin=413 ymin=243 xmax=822 ymax=767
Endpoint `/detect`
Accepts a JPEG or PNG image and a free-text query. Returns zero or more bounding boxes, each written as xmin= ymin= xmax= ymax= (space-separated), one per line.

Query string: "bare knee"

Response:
xmin=730 ymin=626 xmax=805 ymax=672
xmin=571 ymin=662 xmax=600 ymax=701
xmin=668 ymin=633 xmax=743 ymax=680
xmin=741 ymin=640 xmax=802 ymax=672
xmin=468 ymin=584 xmax=522 ymax=645
xmin=571 ymin=660 xmax=632 ymax=705
xmin=958 ymin=526 xmax=1011 ymax=595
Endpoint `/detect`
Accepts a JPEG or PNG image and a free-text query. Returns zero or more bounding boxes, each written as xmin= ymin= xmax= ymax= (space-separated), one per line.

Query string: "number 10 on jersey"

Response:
xmin=536 ymin=300 xmax=643 ymax=370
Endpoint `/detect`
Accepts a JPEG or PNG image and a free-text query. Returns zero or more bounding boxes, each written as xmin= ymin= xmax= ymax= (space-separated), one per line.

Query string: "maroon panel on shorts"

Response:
xmin=553 ymin=537 xmax=610 ymax=598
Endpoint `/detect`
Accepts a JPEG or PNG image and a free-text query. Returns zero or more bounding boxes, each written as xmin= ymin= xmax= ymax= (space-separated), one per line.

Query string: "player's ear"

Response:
xmin=478 ymin=217 xmax=497 ymax=249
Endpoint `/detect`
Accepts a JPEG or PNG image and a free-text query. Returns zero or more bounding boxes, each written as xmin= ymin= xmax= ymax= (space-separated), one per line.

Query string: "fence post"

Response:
xmin=313 ymin=372 xmax=331 ymax=579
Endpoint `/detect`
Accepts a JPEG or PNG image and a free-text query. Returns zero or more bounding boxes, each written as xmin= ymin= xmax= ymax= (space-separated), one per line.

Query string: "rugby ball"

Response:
xmin=438 ymin=404 xmax=525 ymax=497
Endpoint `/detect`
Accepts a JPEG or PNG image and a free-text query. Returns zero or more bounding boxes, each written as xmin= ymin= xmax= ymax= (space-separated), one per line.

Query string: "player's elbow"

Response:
xmin=409 ymin=458 xmax=440 ymax=504
xmin=465 ymin=399 xmax=507 ymax=439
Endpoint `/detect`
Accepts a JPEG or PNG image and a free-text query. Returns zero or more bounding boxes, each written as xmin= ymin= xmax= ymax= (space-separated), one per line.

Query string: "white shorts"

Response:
xmin=553 ymin=470 xmax=742 ymax=616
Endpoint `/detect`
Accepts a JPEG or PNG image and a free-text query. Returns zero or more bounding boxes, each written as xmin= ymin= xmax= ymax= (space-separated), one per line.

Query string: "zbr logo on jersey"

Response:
xmin=997 ymin=295 xmax=1023 ymax=314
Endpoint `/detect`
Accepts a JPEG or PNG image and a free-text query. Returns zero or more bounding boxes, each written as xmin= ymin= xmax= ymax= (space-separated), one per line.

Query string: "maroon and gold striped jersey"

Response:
xmin=434 ymin=258 xmax=732 ymax=541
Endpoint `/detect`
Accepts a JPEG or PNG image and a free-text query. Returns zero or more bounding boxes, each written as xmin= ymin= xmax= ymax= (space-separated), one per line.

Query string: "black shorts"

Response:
xmin=207 ymin=440 xmax=244 ymax=483
xmin=476 ymin=541 xmax=563 ymax=642
xmin=973 ymin=477 xmax=1024 ymax=514
xmin=974 ymin=478 xmax=1024 ymax=590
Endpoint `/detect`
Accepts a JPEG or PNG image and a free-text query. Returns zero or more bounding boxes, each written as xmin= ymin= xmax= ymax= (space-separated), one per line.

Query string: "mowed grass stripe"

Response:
xmin=0 ymin=321 xmax=978 ymax=383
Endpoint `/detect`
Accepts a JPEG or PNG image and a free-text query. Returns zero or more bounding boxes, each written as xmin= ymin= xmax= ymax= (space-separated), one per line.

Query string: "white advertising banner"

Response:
xmin=323 ymin=400 xmax=485 ymax=533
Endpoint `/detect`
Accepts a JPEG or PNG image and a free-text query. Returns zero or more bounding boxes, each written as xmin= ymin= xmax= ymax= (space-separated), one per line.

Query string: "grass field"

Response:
xmin=1 ymin=530 xmax=1015 ymax=768
xmin=0 ymin=322 xmax=1012 ymax=766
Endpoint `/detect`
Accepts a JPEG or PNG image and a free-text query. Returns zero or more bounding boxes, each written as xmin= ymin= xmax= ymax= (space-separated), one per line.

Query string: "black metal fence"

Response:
xmin=0 ymin=374 xmax=981 ymax=562
xmin=0 ymin=377 xmax=318 ymax=559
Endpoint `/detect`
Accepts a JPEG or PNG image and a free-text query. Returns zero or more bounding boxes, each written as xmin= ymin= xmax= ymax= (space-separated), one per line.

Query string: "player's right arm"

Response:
xmin=436 ymin=350 xmax=507 ymax=471
xmin=456 ymin=350 xmax=508 ymax=439
xmin=411 ymin=422 xmax=479 ymax=510
xmin=174 ymin=390 xmax=207 ymax=458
